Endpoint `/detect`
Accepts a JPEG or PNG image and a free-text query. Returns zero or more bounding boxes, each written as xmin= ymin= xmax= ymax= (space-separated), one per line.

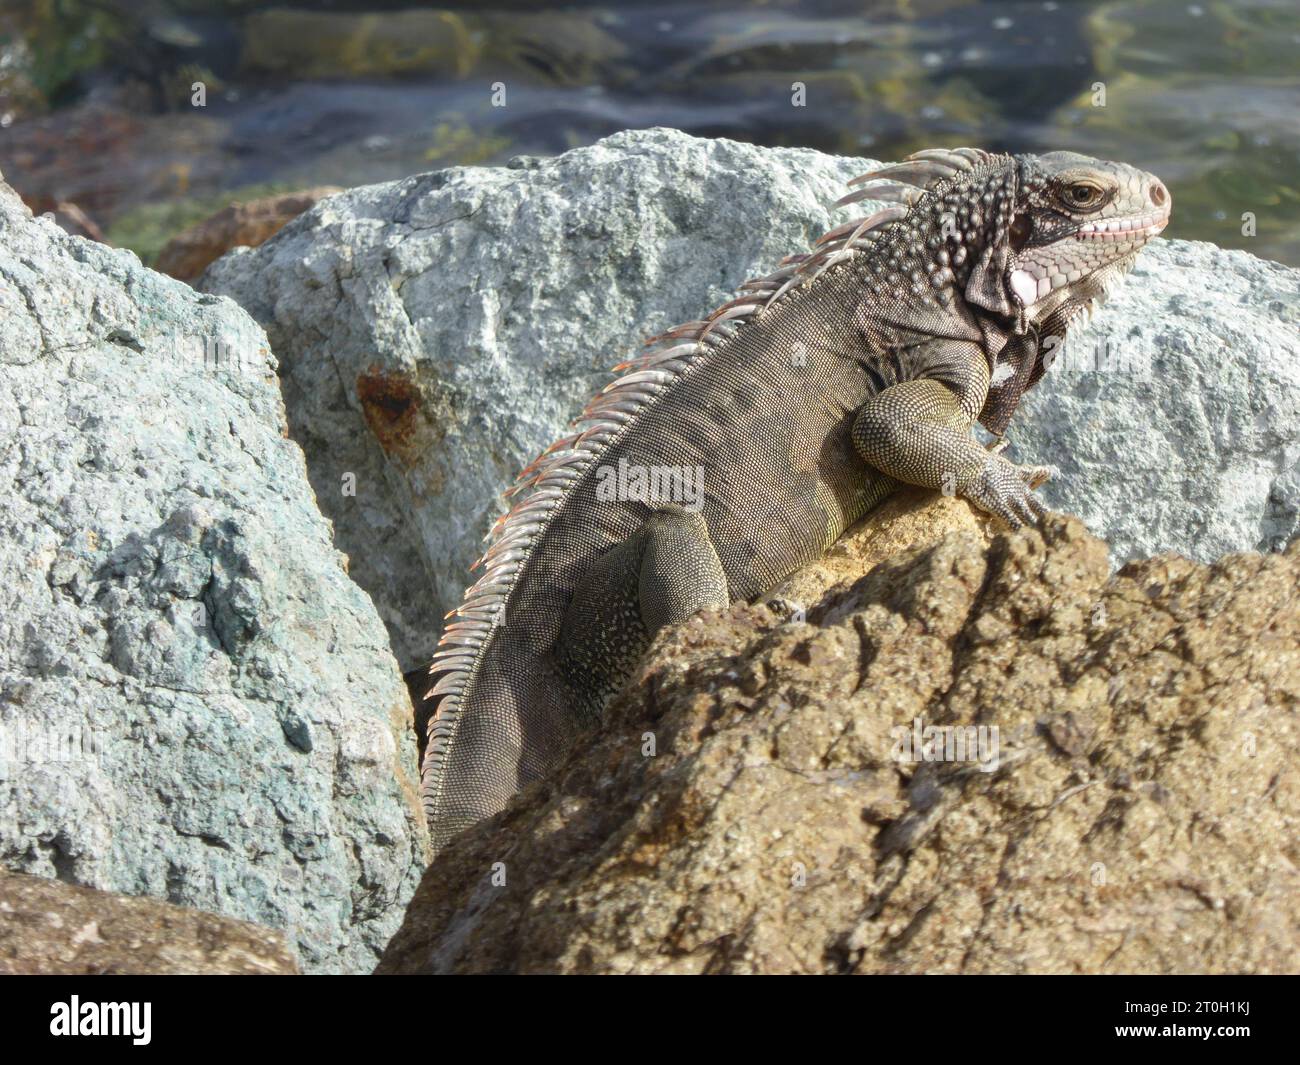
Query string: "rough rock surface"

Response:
xmin=0 ymin=175 xmax=427 ymax=974
xmin=378 ymin=502 xmax=1300 ymax=974
xmin=201 ymin=128 xmax=1300 ymax=671
xmin=155 ymin=187 xmax=342 ymax=282
xmin=0 ymin=870 xmax=299 ymax=974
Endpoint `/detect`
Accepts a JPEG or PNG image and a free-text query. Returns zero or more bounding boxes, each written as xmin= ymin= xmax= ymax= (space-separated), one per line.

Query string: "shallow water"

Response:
xmin=2 ymin=0 xmax=1297 ymax=266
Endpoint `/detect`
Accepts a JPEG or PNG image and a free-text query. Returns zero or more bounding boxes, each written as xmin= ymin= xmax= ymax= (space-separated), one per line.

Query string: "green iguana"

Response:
xmin=421 ymin=147 xmax=1171 ymax=853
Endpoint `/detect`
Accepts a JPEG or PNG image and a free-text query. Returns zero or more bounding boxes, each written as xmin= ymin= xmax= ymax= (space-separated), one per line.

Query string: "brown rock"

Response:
xmin=0 ymin=871 xmax=299 ymax=974
xmin=155 ymin=188 xmax=341 ymax=282
xmin=20 ymin=196 xmax=105 ymax=242
xmin=378 ymin=498 xmax=1300 ymax=974
xmin=762 ymin=485 xmax=994 ymax=617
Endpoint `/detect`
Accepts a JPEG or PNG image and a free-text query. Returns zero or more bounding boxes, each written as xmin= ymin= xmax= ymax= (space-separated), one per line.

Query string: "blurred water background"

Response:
xmin=1 ymin=0 xmax=1296 ymax=266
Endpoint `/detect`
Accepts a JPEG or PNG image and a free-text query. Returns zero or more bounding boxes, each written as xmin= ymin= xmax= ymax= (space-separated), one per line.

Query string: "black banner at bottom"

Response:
xmin=0 ymin=973 xmax=1292 ymax=1053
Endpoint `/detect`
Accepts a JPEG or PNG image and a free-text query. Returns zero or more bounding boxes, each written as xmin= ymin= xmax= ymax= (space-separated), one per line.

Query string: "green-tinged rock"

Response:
xmin=0 ymin=174 xmax=427 ymax=973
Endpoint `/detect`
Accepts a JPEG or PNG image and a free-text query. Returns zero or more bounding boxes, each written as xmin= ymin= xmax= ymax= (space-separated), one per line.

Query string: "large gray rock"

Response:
xmin=1020 ymin=240 xmax=1300 ymax=561
xmin=0 ymin=177 xmax=427 ymax=974
xmin=201 ymin=128 xmax=1300 ymax=670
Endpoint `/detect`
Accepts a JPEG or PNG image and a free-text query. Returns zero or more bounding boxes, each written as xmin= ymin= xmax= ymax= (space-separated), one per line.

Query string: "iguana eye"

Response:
xmin=1063 ymin=182 xmax=1103 ymax=209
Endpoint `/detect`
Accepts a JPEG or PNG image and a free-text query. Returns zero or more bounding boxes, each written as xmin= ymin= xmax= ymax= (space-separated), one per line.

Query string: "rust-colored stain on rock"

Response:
xmin=357 ymin=367 xmax=422 ymax=466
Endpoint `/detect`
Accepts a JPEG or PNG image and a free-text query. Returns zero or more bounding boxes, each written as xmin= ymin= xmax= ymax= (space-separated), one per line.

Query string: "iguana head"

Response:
xmin=847 ymin=148 xmax=1171 ymax=335
xmin=832 ymin=146 xmax=1170 ymax=433
xmin=1005 ymin=151 xmax=1171 ymax=328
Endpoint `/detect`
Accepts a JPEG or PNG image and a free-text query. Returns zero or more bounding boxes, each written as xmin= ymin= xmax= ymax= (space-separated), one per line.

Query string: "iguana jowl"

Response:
xmin=421 ymin=148 xmax=1171 ymax=852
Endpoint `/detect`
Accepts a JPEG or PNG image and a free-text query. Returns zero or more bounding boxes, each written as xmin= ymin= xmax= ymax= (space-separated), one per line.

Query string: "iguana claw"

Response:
xmin=1022 ymin=463 xmax=1058 ymax=491
xmin=962 ymin=454 xmax=1051 ymax=528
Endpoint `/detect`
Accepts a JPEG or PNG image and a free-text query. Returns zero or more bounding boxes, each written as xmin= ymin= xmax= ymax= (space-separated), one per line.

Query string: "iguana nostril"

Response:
xmin=1150 ymin=182 xmax=1168 ymax=207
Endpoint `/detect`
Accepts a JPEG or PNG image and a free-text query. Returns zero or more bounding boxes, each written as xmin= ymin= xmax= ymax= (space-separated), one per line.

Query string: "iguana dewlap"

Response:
xmin=421 ymin=148 xmax=1171 ymax=853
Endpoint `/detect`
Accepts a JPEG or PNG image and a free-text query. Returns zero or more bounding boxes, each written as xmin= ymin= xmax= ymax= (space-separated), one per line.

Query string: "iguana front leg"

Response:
xmin=556 ymin=504 xmax=729 ymax=718
xmin=851 ymin=343 xmax=1053 ymax=527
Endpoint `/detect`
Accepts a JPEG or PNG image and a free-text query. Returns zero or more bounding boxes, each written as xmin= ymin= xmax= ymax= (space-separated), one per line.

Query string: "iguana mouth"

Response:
xmin=1075 ymin=211 xmax=1170 ymax=242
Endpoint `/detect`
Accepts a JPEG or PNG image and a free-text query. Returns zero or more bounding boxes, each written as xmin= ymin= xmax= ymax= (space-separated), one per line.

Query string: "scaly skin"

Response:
xmin=420 ymin=148 xmax=1171 ymax=853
